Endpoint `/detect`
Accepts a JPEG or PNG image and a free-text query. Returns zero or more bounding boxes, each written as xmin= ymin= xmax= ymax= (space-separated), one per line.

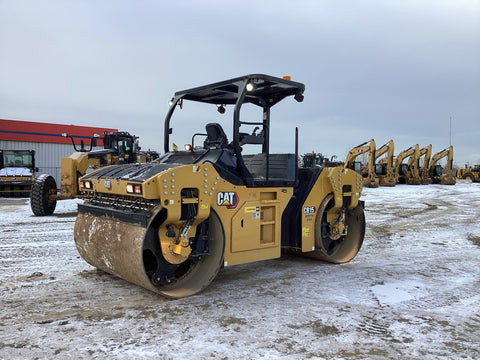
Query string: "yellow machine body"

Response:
xmin=75 ymin=162 xmax=364 ymax=298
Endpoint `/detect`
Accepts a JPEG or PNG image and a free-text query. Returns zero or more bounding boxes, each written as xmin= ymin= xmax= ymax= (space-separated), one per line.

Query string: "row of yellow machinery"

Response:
xmin=343 ymin=139 xmax=456 ymax=187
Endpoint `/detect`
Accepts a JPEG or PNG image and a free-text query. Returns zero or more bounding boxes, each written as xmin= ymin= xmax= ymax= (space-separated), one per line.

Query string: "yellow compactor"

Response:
xmin=73 ymin=74 xmax=366 ymax=298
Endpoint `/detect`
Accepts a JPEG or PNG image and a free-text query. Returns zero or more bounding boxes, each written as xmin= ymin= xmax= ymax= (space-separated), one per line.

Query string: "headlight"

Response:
xmin=126 ymin=183 xmax=142 ymax=194
xmin=79 ymin=180 xmax=92 ymax=189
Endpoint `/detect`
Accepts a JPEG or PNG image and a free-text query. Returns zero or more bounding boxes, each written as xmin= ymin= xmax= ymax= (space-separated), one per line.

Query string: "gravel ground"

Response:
xmin=0 ymin=181 xmax=479 ymax=359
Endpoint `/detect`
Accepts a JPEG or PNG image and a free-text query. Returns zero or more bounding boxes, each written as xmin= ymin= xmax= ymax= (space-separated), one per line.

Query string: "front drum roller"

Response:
xmin=304 ymin=194 xmax=365 ymax=263
xmin=74 ymin=208 xmax=225 ymax=298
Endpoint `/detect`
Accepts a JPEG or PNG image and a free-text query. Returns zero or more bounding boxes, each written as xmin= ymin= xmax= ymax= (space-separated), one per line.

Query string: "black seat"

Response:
xmin=203 ymin=123 xmax=228 ymax=149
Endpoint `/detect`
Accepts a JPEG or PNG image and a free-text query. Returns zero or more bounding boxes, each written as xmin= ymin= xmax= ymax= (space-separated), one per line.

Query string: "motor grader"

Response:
xmin=73 ymin=74 xmax=366 ymax=299
xmin=30 ymin=130 xmax=145 ymax=216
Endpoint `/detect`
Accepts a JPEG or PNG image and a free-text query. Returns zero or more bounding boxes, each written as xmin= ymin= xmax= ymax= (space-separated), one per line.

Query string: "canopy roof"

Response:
xmin=174 ymin=74 xmax=305 ymax=108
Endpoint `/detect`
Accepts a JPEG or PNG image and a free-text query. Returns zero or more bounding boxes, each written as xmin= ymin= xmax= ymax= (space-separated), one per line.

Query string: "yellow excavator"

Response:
xmin=73 ymin=74 xmax=366 ymax=298
xmin=392 ymin=146 xmax=413 ymax=184
xmin=398 ymin=144 xmax=421 ymax=185
xmin=429 ymin=145 xmax=456 ymax=185
xmin=344 ymin=139 xmax=378 ymax=188
xmin=419 ymin=144 xmax=432 ymax=185
xmin=374 ymin=140 xmax=395 ymax=187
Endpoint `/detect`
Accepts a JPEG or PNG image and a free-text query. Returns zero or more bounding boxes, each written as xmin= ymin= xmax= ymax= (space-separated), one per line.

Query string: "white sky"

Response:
xmin=1 ymin=0 xmax=479 ymax=165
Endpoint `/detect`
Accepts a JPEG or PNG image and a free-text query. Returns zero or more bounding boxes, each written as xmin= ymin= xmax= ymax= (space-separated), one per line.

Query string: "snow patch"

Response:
xmin=371 ymin=280 xmax=426 ymax=306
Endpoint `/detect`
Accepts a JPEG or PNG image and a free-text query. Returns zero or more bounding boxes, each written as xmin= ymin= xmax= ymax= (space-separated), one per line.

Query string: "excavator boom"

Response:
xmin=345 ymin=139 xmax=378 ymax=188
xmin=374 ymin=140 xmax=395 ymax=187
xmin=429 ymin=146 xmax=455 ymax=185
xmin=419 ymin=144 xmax=432 ymax=185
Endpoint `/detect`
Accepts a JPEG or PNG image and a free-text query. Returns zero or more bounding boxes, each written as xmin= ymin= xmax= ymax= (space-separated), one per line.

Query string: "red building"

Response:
xmin=0 ymin=119 xmax=117 ymax=146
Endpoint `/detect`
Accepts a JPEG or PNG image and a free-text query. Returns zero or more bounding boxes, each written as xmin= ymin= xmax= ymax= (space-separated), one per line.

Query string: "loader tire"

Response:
xmin=303 ymin=194 xmax=365 ymax=263
xmin=462 ymin=173 xmax=474 ymax=181
xmin=30 ymin=174 xmax=57 ymax=216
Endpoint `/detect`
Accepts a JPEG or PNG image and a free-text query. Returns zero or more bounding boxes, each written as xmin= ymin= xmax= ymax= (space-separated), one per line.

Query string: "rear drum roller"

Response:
xmin=30 ymin=174 xmax=57 ymax=216
xmin=74 ymin=208 xmax=225 ymax=299
xmin=305 ymin=194 xmax=365 ymax=263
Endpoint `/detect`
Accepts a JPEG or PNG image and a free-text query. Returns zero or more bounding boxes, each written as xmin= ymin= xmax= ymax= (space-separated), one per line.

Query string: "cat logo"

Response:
xmin=217 ymin=191 xmax=239 ymax=209
xmin=104 ymin=180 xmax=112 ymax=190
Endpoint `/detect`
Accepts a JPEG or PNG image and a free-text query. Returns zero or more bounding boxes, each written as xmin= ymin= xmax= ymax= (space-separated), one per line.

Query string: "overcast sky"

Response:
xmin=1 ymin=0 xmax=479 ymax=165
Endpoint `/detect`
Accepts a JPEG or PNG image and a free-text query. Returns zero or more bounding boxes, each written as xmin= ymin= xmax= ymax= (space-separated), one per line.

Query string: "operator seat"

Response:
xmin=203 ymin=123 xmax=228 ymax=149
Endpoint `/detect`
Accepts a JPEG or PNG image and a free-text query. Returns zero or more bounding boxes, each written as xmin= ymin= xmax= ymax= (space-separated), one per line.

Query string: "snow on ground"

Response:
xmin=1 ymin=182 xmax=479 ymax=359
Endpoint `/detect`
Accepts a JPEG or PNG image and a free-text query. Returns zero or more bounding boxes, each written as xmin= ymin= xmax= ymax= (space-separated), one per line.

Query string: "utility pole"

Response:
xmin=449 ymin=116 xmax=452 ymax=146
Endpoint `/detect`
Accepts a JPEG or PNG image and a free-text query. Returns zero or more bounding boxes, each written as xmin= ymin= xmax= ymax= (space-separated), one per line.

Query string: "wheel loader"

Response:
xmin=0 ymin=149 xmax=37 ymax=197
xmin=456 ymin=163 xmax=480 ymax=182
xmin=73 ymin=74 xmax=366 ymax=299
xmin=30 ymin=130 xmax=146 ymax=216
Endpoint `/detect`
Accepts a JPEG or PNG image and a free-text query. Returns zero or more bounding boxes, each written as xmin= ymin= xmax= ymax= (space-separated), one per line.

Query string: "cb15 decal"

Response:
xmin=303 ymin=206 xmax=316 ymax=214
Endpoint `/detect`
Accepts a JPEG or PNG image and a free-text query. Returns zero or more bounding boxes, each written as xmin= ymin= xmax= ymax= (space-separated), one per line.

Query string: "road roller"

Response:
xmin=74 ymin=74 xmax=366 ymax=298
